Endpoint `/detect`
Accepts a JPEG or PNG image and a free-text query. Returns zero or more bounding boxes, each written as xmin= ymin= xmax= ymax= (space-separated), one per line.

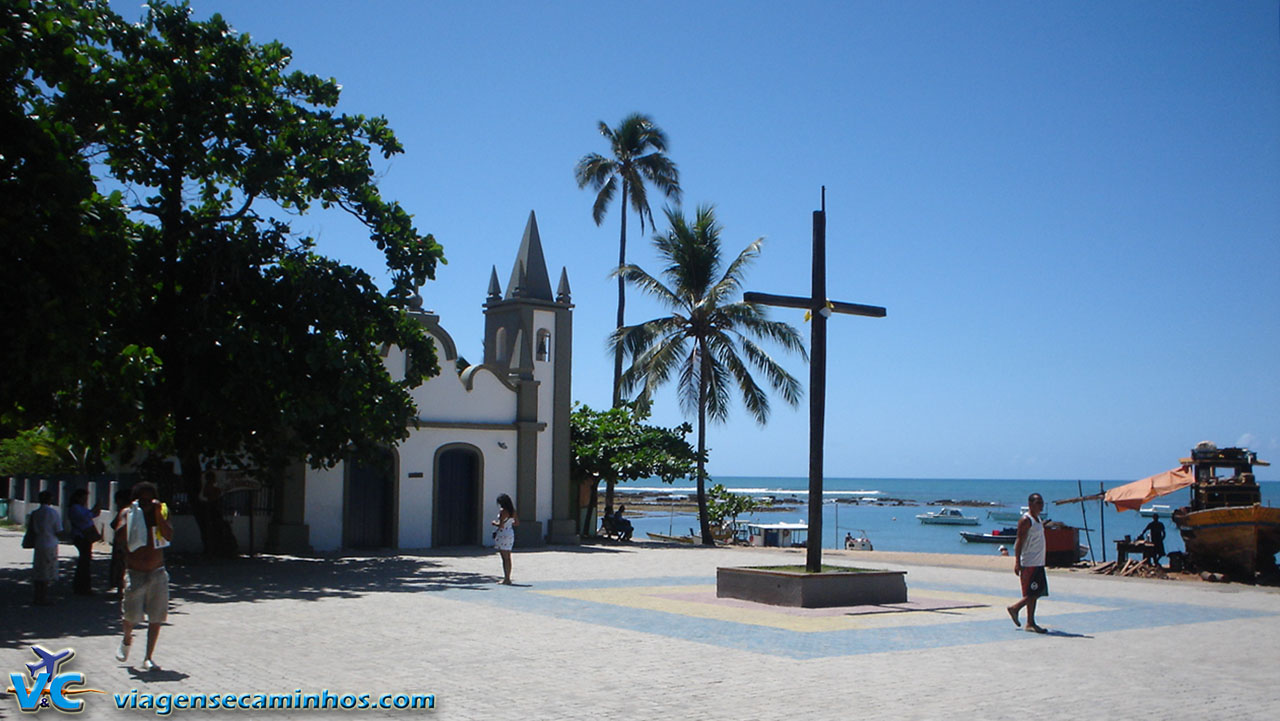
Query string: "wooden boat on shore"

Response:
xmin=1172 ymin=443 xmax=1279 ymax=578
xmin=645 ymin=531 xmax=698 ymax=544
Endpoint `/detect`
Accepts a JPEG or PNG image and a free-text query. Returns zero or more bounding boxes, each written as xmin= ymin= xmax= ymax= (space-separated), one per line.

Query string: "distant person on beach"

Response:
xmin=27 ymin=490 xmax=62 ymax=605
xmin=613 ymin=505 xmax=634 ymax=542
xmin=1007 ymin=492 xmax=1048 ymax=633
xmin=117 ymin=482 xmax=173 ymax=671
xmin=67 ymin=489 xmax=100 ymax=596
xmin=1141 ymin=515 xmax=1166 ymax=565
xmin=492 ymin=493 xmax=518 ymax=584
xmin=998 ymin=545 xmax=1009 ymax=557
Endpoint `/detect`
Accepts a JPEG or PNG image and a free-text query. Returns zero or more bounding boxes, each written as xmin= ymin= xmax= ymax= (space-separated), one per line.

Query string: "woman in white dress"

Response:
xmin=492 ymin=494 xmax=519 ymax=584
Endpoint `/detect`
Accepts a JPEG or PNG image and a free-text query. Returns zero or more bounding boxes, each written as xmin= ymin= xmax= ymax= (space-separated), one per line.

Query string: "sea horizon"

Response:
xmin=611 ymin=475 xmax=1279 ymax=558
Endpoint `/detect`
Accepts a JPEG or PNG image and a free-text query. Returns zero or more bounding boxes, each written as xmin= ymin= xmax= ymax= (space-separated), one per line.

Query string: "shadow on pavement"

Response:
xmin=0 ymin=552 xmax=498 ymax=649
xmin=169 ymin=553 xmax=498 ymax=604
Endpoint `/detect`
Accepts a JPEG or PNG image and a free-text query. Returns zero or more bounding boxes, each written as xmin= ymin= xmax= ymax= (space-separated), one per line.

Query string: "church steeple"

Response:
xmin=487 ymin=266 xmax=502 ymax=301
xmin=505 ymin=210 xmax=554 ymax=301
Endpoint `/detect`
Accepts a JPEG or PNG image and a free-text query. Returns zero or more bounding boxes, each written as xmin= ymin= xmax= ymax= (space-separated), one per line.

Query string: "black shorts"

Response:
xmin=1020 ymin=566 xmax=1048 ymax=598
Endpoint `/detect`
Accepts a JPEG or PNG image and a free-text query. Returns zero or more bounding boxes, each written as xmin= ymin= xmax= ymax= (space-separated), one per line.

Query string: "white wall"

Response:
xmin=305 ymin=463 xmax=345 ymax=552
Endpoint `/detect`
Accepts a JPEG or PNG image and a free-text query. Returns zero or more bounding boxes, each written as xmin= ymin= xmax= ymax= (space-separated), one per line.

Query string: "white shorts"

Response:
xmin=123 ymin=567 xmax=170 ymax=624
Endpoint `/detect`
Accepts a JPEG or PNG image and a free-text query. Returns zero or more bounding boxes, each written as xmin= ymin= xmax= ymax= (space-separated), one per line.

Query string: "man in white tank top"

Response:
xmin=1007 ymin=493 xmax=1049 ymax=633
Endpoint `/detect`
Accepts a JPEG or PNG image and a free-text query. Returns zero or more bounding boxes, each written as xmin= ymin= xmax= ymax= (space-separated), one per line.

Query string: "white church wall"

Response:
xmin=306 ymin=462 xmax=345 ymax=552
xmin=393 ymin=428 xmax=519 ymax=549
xmin=411 ymin=366 xmax=517 ymax=424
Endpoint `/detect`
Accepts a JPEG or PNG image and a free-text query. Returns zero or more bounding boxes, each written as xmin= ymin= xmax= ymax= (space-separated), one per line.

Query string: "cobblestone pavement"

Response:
xmin=2 ymin=528 xmax=1278 ymax=720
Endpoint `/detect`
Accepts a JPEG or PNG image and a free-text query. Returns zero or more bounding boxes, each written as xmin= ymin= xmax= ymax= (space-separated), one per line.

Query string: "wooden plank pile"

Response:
xmin=1091 ymin=560 xmax=1168 ymax=579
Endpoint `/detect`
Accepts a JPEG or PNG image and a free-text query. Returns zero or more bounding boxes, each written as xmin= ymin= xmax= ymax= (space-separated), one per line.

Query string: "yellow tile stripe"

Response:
xmin=534 ymin=585 xmax=1112 ymax=633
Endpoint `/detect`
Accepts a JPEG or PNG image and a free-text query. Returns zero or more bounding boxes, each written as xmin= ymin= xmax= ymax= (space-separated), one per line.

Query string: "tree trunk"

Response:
xmin=604 ymin=478 xmax=616 ymax=522
xmin=612 ymin=180 xmax=628 ymax=409
xmin=696 ymin=358 xmax=714 ymax=546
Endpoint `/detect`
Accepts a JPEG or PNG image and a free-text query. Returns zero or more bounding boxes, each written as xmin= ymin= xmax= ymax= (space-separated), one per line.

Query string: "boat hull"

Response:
xmin=917 ymin=517 xmax=980 ymax=525
xmin=1174 ymin=505 xmax=1280 ymax=577
xmin=960 ymin=531 xmax=1018 ymax=544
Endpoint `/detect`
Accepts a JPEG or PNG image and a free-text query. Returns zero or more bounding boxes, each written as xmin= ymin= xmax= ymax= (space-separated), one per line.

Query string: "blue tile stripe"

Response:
xmin=438 ymin=577 xmax=1275 ymax=659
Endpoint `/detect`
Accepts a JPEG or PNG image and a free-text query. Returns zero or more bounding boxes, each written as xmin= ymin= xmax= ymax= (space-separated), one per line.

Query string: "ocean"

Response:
xmin=616 ymin=476 xmax=1280 ymax=559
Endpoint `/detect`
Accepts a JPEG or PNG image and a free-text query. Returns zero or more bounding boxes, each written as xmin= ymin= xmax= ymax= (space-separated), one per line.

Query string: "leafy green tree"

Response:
xmin=705 ymin=483 xmax=757 ymax=531
xmin=3 ymin=1 xmax=445 ymax=554
xmin=0 ymin=428 xmax=92 ymax=476
xmin=1 ymin=0 xmax=133 ymax=431
xmin=612 ymin=205 xmax=806 ymax=545
xmin=574 ymin=113 xmax=681 ymax=407
xmin=570 ymin=402 xmax=699 ymax=536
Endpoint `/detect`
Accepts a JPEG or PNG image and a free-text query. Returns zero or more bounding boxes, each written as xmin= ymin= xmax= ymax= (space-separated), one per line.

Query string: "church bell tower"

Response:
xmin=483 ymin=211 xmax=576 ymax=545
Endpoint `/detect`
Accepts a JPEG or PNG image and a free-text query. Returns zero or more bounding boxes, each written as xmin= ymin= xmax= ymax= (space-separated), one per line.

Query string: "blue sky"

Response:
xmin=131 ymin=1 xmax=1278 ymax=481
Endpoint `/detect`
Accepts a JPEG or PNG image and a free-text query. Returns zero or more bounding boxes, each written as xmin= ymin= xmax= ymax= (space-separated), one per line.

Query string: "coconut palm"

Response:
xmin=575 ymin=113 xmax=681 ymax=407
xmin=611 ymin=205 xmax=807 ymax=545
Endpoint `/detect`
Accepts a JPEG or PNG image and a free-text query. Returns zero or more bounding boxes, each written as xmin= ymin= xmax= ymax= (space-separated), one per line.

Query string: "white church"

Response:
xmin=270 ymin=211 xmax=578 ymax=552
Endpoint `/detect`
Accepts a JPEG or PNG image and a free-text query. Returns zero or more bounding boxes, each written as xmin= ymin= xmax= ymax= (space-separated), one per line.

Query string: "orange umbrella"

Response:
xmin=1104 ymin=467 xmax=1193 ymax=512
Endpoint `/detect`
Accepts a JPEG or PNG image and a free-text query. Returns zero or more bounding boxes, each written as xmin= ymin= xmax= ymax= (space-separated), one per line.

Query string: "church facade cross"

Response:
xmin=744 ymin=188 xmax=885 ymax=572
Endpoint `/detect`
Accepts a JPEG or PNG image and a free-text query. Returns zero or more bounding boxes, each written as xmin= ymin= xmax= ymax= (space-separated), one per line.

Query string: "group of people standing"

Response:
xmin=24 ymin=483 xmax=174 ymax=671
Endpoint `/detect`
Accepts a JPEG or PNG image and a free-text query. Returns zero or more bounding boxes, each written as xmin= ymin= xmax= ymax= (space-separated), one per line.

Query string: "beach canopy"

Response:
xmin=1104 ymin=467 xmax=1193 ymax=512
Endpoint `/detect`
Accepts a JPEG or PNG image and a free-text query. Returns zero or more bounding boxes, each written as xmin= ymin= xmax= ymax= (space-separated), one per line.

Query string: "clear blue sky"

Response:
xmin=137 ymin=0 xmax=1279 ymax=481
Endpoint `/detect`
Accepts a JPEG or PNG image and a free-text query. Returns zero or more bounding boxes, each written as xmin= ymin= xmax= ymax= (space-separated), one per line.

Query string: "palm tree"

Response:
xmin=611 ymin=205 xmax=807 ymax=545
xmin=575 ymin=113 xmax=681 ymax=408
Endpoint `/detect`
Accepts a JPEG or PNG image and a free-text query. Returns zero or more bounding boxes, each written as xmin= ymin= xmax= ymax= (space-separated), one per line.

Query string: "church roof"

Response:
xmin=505 ymin=210 xmax=554 ymax=301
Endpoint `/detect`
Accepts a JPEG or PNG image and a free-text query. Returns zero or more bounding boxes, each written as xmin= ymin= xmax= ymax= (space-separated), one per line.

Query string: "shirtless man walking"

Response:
xmin=1007 ymin=492 xmax=1049 ymax=633
xmin=115 ymin=482 xmax=174 ymax=670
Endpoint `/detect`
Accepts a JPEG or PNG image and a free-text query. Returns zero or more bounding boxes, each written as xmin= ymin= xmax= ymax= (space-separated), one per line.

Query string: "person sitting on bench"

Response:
xmin=612 ymin=505 xmax=634 ymax=542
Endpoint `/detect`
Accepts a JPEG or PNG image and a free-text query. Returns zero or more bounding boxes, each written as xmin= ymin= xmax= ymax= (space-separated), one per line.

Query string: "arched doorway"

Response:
xmin=435 ymin=446 xmax=481 ymax=546
xmin=344 ymin=448 xmax=396 ymax=549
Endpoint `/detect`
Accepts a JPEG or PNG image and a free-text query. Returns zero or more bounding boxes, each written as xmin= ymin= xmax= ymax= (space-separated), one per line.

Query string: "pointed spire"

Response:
xmin=556 ymin=267 xmax=572 ymax=303
xmin=505 ymin=210 xmax=554 ymax=300
xmin=513 ymin=260 xmax=527 ymax=297
xmin=487 ymin=266 xmax=502 ymax=300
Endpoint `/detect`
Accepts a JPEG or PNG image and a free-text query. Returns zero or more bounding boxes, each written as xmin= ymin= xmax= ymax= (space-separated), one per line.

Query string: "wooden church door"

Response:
xmin=435 ymin=447 xmax=480 ymax=546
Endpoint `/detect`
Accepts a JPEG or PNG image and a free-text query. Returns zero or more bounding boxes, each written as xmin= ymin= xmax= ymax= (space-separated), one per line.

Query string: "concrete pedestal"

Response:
xmin=716 ymin=566 xmax=908 ymax=608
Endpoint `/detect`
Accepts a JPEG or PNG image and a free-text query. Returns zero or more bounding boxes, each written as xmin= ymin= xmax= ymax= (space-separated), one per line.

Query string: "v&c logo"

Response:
xmin=7 ymin=645 xmax=106 ymax=714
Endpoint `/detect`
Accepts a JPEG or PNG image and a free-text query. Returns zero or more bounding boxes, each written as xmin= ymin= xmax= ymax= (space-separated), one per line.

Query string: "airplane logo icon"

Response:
xmin=25 ymin=646 xmax=75 ymax=680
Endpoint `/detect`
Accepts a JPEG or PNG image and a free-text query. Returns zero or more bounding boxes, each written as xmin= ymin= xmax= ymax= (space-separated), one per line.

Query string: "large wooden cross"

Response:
xmin=744 ymin=188 xmax=886 ymax=572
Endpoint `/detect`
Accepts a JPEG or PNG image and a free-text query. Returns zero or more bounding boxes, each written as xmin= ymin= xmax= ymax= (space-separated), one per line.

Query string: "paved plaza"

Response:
xmin=2 ymin=528 xmax=1279 ymax=720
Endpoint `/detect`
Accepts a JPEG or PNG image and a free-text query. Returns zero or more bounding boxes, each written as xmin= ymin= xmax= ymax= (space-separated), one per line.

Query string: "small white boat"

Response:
xmin=916 ymin=507 xmax=981 ymax=525
xmin=1139 ymin=504 xmax=1173 ymax=518
xmin=843 ymin=529 xmax=873 ymax=551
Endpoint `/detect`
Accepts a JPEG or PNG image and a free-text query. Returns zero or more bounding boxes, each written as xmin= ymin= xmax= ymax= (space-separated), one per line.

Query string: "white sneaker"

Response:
xmin=115 ymin=639 xmax=130 ymax=662
xmin=142 ymin=658 xmax=158 ymax=671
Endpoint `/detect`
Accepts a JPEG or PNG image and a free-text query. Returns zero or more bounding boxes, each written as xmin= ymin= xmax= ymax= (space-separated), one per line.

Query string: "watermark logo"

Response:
xmin=7 ymin=645 xmax=106 ymax=714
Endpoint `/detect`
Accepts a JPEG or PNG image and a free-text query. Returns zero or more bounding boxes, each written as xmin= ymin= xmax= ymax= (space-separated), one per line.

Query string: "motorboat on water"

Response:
xmin=1138 ymin=504 xmax=1173 ymax=518
xmin=916 ymin=507 xmax=981 ymax=525
xmin=959 ymin=527 xmax=1020 ymax=543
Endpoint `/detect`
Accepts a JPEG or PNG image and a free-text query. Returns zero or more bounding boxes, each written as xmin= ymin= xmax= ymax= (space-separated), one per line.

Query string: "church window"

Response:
xmin=495 ymin=328 xmax=509 ymax=363
xmin=536 ymin=329 xmax=551 ymax=362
